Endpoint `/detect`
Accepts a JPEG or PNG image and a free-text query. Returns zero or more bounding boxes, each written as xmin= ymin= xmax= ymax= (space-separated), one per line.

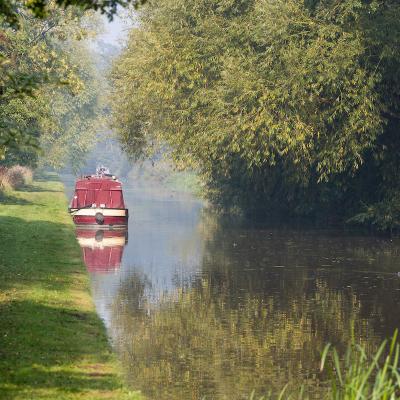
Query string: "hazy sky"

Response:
xmin=97 ymin=12 xmax=131 ymax=47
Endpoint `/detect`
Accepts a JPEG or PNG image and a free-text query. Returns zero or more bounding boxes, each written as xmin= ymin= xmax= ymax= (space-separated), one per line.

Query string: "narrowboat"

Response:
xmin=69 ymin=167 xmax=128 ymax=227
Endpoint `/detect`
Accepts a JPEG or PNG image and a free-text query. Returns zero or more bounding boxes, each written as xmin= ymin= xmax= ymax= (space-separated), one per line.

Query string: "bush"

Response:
xmin=0 ymin=166 xmax=33 ymax=192
xmin=348 ymin=193 xmax=400 ymax=232
xmin=0 ymin=167 xmax=12 ymax=192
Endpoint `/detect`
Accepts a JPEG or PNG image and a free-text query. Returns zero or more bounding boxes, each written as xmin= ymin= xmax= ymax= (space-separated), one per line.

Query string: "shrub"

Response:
xmin=348 ymin=193 xmax=400 ymax=232
xmin=0 ymin=166 xmax=33 ymax=192
xmin=7 ymin=166 xmax=32 ymax=189
xmin=0 ymin=166 xmax=12 ymax=192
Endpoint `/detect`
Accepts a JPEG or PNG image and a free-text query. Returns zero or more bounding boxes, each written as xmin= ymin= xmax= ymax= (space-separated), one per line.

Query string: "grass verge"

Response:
xmin=0 ymin=173 xmax=140 ymax=400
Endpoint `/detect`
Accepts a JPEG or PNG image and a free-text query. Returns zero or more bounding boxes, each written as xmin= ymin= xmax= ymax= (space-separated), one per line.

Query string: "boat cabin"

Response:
xmin=69 ymin=173 xmax=128 ymax=226
xmin=70 ymin=176 xmax=126 ymax=210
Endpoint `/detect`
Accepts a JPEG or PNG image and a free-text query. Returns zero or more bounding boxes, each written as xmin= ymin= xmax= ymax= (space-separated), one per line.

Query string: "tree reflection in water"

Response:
xmin=104 ymin=211 xmax=400 ymax=399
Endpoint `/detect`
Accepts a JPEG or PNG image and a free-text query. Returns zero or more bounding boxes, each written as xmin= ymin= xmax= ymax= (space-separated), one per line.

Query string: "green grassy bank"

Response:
xmin=0 ymin=174 xmax=139 ymax=400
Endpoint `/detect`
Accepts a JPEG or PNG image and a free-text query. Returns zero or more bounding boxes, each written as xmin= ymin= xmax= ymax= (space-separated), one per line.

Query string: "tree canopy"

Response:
xmin=0 ymin=0 xmax=146 ymax=27
xmin=112 ymin=0 xmax=400 ymax=229
xmin=0 ymin=4 xmax=102 ymax=170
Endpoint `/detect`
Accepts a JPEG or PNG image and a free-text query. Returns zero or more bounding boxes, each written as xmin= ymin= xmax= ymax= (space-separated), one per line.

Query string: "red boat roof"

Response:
xmin=75 ymin=176 xmax=122 ymax=191
xmin=71 ymin=175 xmax=126 ymax=209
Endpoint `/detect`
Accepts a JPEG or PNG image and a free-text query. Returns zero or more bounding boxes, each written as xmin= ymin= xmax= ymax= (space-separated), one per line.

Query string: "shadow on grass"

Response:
xmin=0 ymin=301 xmax=121 ymax=399
xmin=19 ymin=183 xmax=62 ymax=193
xmin=0 ymin=193 xmax=32 ymax=205
xmin=0 ymin=216 xmax=82 ymax=293
xmin=34 ymin=172 xmax=61 ymax=182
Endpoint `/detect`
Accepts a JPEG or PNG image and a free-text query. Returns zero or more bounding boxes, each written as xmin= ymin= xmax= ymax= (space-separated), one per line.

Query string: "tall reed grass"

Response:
xmin=0 ymin=165 xmax=33 ymax=192
xmin=252 ymin=332 xmax=400 ymax=400
xmin=319 ymin=331 xmax=400 ymax=400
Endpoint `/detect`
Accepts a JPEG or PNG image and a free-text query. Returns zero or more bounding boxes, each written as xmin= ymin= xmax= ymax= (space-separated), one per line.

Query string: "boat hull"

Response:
xmin=70 ymin=208 xmax=128 ymax=227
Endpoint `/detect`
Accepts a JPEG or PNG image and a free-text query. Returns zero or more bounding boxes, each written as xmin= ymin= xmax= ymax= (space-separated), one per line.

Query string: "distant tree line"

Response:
xmin=111 ymin=0 xmax=400 ymax=230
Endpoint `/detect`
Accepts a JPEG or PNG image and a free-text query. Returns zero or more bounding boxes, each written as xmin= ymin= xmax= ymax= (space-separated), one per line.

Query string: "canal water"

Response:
xmin=64 ymin=178 xmax=400 ymax=399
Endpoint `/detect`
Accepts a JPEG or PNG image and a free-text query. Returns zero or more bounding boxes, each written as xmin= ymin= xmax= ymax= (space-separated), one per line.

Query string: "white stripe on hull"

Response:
xmin=77 ymin=237 xmax=126 ymax=247
xmin=70 ymin=208 xmax=127 ymax=217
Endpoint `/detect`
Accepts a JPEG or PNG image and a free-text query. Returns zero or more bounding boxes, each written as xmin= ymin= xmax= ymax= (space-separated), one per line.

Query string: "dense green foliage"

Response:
xmin=112 ymin=0 xmax=400 ymax=228
xmin=0 ymin=6 xmax=101 ymax=171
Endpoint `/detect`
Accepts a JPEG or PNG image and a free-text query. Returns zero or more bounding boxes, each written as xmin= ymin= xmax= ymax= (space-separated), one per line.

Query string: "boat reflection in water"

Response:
xmin=75 ymin=227 xmax=128 ymax=273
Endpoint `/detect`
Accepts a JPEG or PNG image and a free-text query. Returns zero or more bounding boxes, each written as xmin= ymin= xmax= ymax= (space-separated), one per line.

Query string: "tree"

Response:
xmin=0 ymin=4 xmax=101 ymax=170
xmin=111 ymin=0 xmax=400 ymax=228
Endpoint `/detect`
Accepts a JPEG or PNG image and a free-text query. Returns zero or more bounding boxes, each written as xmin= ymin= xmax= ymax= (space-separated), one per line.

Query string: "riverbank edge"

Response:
xmin=0 ymin=173 xmax=140 ymax=400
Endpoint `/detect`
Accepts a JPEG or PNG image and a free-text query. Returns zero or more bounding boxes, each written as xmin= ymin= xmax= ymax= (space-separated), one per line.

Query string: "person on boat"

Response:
xmin=96 ymin=166 xmax=110 ymax=176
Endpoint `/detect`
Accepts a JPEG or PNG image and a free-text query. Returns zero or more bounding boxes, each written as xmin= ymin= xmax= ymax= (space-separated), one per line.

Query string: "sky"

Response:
xmin=97 ymin=11 xmax=131 ymax=47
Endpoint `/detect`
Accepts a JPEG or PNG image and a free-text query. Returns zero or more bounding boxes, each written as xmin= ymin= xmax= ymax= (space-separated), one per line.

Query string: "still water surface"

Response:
xmin=66 ymin=181 xmax=400 ymax=399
